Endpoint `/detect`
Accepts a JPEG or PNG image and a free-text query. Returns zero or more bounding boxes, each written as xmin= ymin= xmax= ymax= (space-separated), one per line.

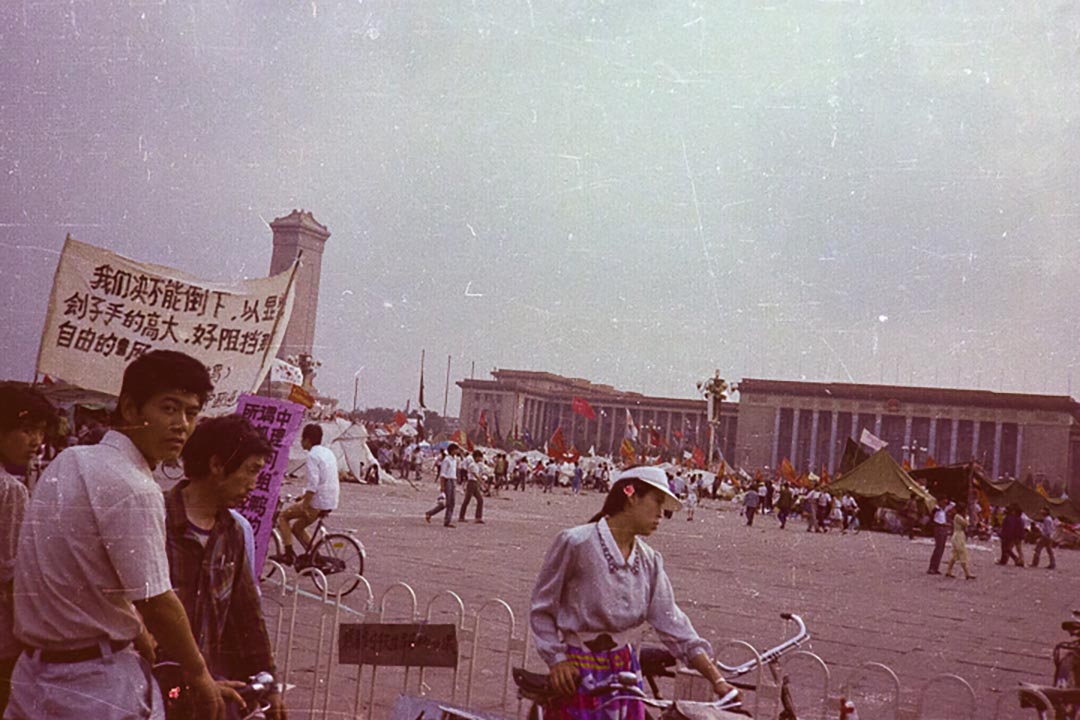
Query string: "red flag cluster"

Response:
xmin=571 ymin=396 xmax=596 ymax=420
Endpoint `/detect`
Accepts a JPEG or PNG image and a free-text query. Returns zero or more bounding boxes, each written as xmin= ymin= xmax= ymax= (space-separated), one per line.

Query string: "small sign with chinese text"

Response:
xmin=338 ymin=623 xmax=458 ymax=668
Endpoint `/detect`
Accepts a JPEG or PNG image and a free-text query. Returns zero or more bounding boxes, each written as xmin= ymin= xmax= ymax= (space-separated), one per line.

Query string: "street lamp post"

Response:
xmin=696 ymin=371 xmax=730 ymax=471
xmin=353 ymin=367 xmax=365 ymax=412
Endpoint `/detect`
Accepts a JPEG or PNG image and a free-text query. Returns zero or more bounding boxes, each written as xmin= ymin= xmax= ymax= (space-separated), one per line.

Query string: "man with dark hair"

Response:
xmin=9 ymin=350 xmax=231 ymax=720
xmin=458 ymin=449 xmax=485 ymax=524
xmin=425 ymin=443 xmax=460 ymax=527
xmin=0 ymin=384 xmax=55 ymax=715
xmin=273 ymin=423 xmax=339 ymax=566
xmin=166 ymin=416 xmax=285 ymax=719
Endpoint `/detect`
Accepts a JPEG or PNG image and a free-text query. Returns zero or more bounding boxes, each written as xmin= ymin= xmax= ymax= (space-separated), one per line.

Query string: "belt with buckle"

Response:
xmin=31 ymin=640 xmax=131 ymax=664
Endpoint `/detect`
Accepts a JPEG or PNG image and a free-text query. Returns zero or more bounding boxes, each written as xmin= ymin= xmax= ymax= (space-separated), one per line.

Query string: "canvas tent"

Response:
xmin=910 ymin=463 xmax=1080 ymax=522
xmin=285 ymin=417 xmax=395 ymax=484
xmin=827 ymin=449 xmax=936 ymax=511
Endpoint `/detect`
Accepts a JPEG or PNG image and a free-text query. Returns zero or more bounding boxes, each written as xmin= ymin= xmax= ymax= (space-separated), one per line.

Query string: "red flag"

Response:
xmin=820 ymin=465 xmax=831 ymax=486
xmin=478 ymin=410 xmax=488 ymax=430
xmin=780 ymin=458 xmax=797 ymax=483
xmin=572 ymin=397 xmax=597 ymax=420
xmin=621 ymin=439 xmax=636 ymax=465
xmin=548 ymin=427 xmax=566 ymax=459
xmin=925 ymin=455 xmax=938 ymax=468
xmin=393 ymin=410 xmax=408 ymax=428
xmin=691 ymin=446 xmax=705 ymax=469
xmin=901 ymin=458 xmax=912 ymax=472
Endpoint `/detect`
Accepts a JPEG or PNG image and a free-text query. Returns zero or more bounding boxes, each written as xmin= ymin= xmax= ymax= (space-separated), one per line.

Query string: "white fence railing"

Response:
xmin=259 ymin=565 xmax=1013 ymax=719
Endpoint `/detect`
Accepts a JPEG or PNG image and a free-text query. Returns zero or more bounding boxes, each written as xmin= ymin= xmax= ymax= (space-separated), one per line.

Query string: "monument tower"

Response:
xmin=269 ymin=209 xmax=330 ymax=364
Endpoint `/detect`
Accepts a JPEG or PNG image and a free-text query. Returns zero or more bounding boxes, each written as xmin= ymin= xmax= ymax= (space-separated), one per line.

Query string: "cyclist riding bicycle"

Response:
xmin=529 ymin=465 xmax=738 ymax=719
xmin=273 ymin=424 xmax=339 ymax=567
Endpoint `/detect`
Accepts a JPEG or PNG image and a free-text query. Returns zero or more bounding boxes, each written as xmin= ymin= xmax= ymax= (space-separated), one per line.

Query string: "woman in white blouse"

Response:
xmin=529 ymin=466 xmax=737 ymax=718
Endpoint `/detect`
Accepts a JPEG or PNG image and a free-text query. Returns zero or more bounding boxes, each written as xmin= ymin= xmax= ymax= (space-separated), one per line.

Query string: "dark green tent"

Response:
xmin=827 ymin=449 xmax=936 ymax=512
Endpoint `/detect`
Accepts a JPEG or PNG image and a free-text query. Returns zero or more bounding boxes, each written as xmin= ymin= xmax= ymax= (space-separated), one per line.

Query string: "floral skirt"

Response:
xmin=543 ymin=644 xmax=646 ymax=720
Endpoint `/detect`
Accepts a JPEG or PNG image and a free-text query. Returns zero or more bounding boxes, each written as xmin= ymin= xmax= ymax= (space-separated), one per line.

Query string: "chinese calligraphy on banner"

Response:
xmin=235 ymin=393 xmax=305 ymax=574
xmin=35 ymin=237 xmax=297 ymax=414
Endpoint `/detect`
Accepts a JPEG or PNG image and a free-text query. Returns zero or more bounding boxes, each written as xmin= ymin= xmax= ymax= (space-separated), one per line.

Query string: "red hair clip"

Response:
xmin=623 ymin=484 xmax=635 ymax=498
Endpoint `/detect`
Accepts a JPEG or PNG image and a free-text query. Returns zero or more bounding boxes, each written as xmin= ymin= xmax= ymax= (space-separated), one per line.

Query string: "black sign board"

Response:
xmin=338 ymin=623 xmax=458 ymax=668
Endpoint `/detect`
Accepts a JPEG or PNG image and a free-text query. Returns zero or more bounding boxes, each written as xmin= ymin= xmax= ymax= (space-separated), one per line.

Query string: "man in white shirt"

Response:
xmin=458 ymin=450 xmax=486 ymax=524
xmin=927 ymin=499 xmax=954 ymax=575
xmin=425 ymin=443 xmax=460 ymax=527
xmin=274 ymin=424 xmax=339 ymax=566
xmin=1030 ymin=508 xmax=1057 ymax=570
xmin=8 ymin=350 xmax=229 ymax=720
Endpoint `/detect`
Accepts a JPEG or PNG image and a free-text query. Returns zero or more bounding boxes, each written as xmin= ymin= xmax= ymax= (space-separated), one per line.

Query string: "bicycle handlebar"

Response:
xmin=714 ymin=613 xmax=809 ymax=677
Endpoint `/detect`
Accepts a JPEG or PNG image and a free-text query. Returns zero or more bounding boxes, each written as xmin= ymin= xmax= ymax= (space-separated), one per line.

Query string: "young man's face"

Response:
xmin=0 ymin=421 xmax=47 ymax=469
xmin=122 ymin=389 xmax=203 ymax=466
xmin=215 ymin=454 xmax=267 ymax=509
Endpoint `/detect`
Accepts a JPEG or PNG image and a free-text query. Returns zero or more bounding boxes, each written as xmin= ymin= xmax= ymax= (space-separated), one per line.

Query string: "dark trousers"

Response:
xmin=929 ymin=524 xmax=948 ymax=572
xmin=427 ymin=478 xmax=457 ymax=526
xmin=778 ymin=508 xmax=789 ymax=528
xmin=0 ymin=653 xmax=17 ymax=717
xmin=1032 ymin=537 xmax=1056 ymax=568
xmin=999 ymin=538 xmax=1024 ymax=566
xmin=745 ymin=506 xmax=757 ymax=526
xmin=459 ymin=480 xmax=484 ymax=521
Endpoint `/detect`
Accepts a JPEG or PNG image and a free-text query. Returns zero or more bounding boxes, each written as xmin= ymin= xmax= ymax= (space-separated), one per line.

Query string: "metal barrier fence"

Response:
xmin=258 ymin=567 xmax=1009 ymax=719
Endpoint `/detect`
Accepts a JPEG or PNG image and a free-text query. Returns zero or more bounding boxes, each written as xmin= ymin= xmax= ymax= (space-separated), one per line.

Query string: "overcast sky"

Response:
xmin=3 ymin=2 xmax=1080 ymax=413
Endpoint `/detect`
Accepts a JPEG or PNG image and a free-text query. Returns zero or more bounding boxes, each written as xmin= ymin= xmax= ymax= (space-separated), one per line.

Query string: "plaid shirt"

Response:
xmin=164 ymin=483 xmax=275 ymax=680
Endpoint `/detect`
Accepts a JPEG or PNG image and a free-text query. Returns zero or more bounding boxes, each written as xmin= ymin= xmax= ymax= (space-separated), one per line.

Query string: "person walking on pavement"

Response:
xmin=927 ymin=498 xmax=953 ymax=574
xmin=806 ymin=487 xmax=819 ymax=532
xmin=1030 ymin=508 xmax=1057 ymax=570
xmin=743 ymin=486 xmax=760 ymax=527
xmin=426 ymin=443 xmax=461 ymax=527
xmin=776 ymin=482 xmax=793 ymax=529
xmin=997 ymin=504 xmax=1026 ymax=566
xmin=459 ymin=449 xmax=486 ymax=524
xmin=944 ymin=503 xmax=976 ymax=580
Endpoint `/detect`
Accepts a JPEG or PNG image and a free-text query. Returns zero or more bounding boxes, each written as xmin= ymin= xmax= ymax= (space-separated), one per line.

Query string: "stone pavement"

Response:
xmin=266 ymin=475 xmax=1075 ymax=719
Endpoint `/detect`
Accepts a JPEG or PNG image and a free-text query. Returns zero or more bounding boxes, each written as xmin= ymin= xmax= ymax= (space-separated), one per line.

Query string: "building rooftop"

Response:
xmin=738 ymin=377 xmax=1080 ymax=416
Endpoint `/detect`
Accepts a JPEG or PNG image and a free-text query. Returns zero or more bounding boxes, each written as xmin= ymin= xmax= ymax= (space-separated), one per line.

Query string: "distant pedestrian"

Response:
xmin=806 ymin=488 xmax=819 ymax=532
xmin=997 ymin=504 xmax=1026 ymax=566
xmin=544 ymin=461 xmax=557 ymax=493
xmin=743 ymin=487 xmax=760 ymax=526
xmin=945 ymin=504 xmax=975 ymax=580
xmin=1030 ymin=508 xmax=1057 ymax=570
xmin=776 ymin=482 xmax=793 ymax=529
xmin=763 ymin=482 xmax=775 ymax=514
xmin=571 ymin=460 xmax=582 ymax=495
xmin=927 ymin=499 xmax=953 ymax=574
xmin=425 ymin=443 xmax=460 ymax=527
xmin=816 ymin=488 xmax=831 ymax=532
xmin=459 ymin=450 xmax=485 ymax=524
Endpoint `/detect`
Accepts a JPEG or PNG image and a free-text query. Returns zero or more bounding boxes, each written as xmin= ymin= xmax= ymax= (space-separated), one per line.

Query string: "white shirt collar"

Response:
xmin=99 ymin=429 xmax=154 ymax=476
xmin=598 ymin=517 xmax=638 ymax=568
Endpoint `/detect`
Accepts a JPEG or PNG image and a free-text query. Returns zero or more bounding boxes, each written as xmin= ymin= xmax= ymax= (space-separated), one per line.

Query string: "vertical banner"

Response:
xmin=35 ymin=237 xmax=297 ymax=414
xmin=235 ymin=393 xmax=305 ymax=574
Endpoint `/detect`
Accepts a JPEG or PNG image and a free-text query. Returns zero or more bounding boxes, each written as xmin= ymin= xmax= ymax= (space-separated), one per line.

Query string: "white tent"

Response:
xmin=286 ymin=418 xmax=400 ymax=485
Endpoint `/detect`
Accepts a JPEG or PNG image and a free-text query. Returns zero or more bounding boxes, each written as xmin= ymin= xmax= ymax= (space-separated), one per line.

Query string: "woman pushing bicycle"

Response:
xmin=529 ymin=465 xmax=739 ymax=719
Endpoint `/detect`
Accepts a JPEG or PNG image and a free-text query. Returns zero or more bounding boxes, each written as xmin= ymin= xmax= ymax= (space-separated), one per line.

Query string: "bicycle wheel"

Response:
xmin=309 ymin=533 xmax=364 ymax=597
xmin=260 ymin=529 xmax=284 ymax=581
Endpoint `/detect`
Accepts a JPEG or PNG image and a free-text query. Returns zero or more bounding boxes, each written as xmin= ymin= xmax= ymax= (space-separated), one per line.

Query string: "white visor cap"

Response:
xmin=616 ymin=466 xmax=682 ymax=512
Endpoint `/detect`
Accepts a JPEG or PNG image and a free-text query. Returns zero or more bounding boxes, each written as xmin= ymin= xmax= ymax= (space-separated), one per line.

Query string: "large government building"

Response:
xmin=458 ymin=370 xmax=1080 ymax=498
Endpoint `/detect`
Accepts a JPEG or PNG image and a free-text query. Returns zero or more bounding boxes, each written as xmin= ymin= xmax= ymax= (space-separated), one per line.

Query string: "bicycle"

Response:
xmin=1019 ymin=610 xmax=1080 ymax=719
xmin=154 ymin=663 xmax=286 ymax=720
xmin=263 ymin=494 xmax=366 ymax=597
xmin=514 ymin=613 xmax=813 ymax=719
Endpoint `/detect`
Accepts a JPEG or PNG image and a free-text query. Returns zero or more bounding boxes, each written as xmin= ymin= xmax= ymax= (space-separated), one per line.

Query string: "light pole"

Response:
xmin=696 ymin=371 xmax=729 ymax=471
xmin=353 ymin=367 xmax=365 ymax=412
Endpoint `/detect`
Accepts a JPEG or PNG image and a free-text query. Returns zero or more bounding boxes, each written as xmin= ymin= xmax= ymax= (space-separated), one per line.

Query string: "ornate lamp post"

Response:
xmin=696 ymin=371 xmax=730 ymax=471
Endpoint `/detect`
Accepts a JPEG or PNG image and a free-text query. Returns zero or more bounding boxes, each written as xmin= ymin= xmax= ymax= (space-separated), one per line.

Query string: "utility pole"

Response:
xmin=443 ymin=355 xmax=452 ymax=417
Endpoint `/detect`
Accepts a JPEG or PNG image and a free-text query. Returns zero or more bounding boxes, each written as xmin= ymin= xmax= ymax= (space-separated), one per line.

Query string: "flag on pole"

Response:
xmin=548 ymin=427 xmax=567 ymax=459
xmin=621 ymin=438 xmax=636 ymax=465
xmin=859 ymin=428 xmax=888 ymax=452
xmin=572 ymin=396 xmax=597 ymax=420
xmin=780 ymin=458 xmax=798 ymax=483
xmin=393 ymin=410 xmax=408 ymax=428
xmin=691 ymin=446 xmax=705 ymax=469
xmin=625 ymin=409 xmax=639 ymax=441
xmin=419 ymin=353 xmax=426 ymax=408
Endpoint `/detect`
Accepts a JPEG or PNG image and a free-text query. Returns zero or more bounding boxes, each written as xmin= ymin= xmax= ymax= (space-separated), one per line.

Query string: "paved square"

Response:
xmin=271 ymin=476 xmax=1074 ymax=718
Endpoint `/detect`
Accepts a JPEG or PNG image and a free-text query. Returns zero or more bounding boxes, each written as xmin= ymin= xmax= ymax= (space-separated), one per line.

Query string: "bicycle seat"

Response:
xmin=1063 ymin=621 xmax=1080 ymax=635
xmin=512 ymin=667 xmax=554 ymax=702
xmin=639 ymin=646 xmax=677 ymax=678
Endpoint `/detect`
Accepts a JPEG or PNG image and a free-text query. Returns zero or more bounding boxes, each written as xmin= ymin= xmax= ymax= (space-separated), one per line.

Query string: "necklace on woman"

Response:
xmin=596 ymin=522 xmax=640 ymax=574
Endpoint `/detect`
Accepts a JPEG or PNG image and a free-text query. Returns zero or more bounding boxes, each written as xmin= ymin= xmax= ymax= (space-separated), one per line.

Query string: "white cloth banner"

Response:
xmin=859 ymin=427 xmax=888 ymax=452
xmin=270 ymin=358 xmax=304 ymax=386
xmin=36 ymin=237 xmax=297 ymax=414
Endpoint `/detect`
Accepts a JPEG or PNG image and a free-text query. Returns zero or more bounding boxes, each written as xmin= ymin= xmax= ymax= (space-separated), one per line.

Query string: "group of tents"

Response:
xmin=824 ymin=445 xmax=1080 ymax=524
